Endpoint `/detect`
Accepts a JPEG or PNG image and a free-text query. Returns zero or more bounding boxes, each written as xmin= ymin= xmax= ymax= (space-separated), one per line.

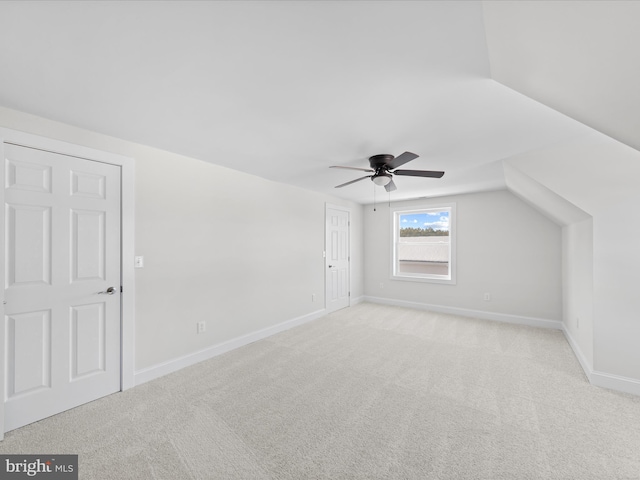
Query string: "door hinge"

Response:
xmin=120 ymin=286 xmax=123 ymax=293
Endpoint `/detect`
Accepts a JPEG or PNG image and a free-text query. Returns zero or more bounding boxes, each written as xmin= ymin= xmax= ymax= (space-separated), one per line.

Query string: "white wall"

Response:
xmin=364 ymin=189 xmax=562 ymax=322
xmin=503 ymin=161 xmax=595 ymax=370
xmin=562 ymin=219 xmax=594 ymax=366
xmin=0 ymin=106 xmax=363 ymax=375
xmin=506 ymin=137 xmax=640 ymax=392
xmin=134 ymin=155 xmax=363 ymax=370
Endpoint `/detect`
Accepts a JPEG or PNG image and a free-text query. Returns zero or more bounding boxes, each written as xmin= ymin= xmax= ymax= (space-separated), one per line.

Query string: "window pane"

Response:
xmin=397 ymin=210 xmax=450 ymax=276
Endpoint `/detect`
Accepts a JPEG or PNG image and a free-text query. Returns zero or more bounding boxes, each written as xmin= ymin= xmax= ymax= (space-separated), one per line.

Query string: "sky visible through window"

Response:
xmin=399 ymin=211 xmax=449 ymax=232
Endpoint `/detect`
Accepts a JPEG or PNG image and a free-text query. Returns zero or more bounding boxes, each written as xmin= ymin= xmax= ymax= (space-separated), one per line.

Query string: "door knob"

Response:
xmin=98 ymin=287 xmax=117 ymax=295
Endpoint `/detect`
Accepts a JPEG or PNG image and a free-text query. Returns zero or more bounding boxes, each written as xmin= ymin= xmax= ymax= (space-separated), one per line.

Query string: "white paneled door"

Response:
xmin=3 ymin=144 xmax=121 ymax=432
xmin=325 ymin=206 xmax=350 ymax=313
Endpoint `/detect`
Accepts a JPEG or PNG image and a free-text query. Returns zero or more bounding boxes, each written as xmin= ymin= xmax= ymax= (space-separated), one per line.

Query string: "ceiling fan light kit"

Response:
xmin=372 ymin=173 xmax=392 ymax=186
xmin=330 ymin=152 xmax=445 ymax=193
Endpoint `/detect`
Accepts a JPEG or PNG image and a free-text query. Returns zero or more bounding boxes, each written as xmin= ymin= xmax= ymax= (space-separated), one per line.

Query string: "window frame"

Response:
xmin=390 ymin=203 xmax=456 ymax=285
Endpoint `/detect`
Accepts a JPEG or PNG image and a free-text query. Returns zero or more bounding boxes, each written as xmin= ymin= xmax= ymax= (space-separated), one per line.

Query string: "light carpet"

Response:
xmin=2 ymin=303 xmax=640 ymax=479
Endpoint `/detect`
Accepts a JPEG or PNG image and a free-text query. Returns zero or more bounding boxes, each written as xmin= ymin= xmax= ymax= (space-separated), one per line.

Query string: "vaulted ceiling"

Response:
xmin=0 ymin=1 xmax=637 ymax=204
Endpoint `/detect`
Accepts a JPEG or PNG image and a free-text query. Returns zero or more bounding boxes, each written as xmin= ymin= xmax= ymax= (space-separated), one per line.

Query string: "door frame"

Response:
xmin=0 ymin=128 xmax=135 ymax=439
xmin=325 ymin=203 xmax=351 ymax=312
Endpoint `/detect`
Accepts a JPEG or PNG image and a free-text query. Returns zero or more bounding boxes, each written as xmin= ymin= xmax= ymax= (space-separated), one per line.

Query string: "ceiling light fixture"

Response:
xmin=372 ymin=174 xmax=392 ymax=186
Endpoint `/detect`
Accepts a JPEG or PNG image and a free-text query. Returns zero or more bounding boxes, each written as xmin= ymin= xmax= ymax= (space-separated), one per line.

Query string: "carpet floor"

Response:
xmin=2 ymin=302 xmax=640 ymax=479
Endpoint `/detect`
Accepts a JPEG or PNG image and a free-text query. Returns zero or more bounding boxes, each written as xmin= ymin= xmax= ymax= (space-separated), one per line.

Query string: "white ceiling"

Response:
xmin=484 ymin=0 xmax=640 ymax=153
xmin=0 ymin=1 xmax=633 ymax=204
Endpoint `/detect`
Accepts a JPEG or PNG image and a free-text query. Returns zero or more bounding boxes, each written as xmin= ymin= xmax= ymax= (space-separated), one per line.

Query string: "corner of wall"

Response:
xmin=503 ymin=161 xmax=590 ymax=226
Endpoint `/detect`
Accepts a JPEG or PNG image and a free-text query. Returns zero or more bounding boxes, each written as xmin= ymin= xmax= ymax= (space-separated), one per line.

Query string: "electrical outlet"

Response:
xmin=312 ymin=293 xmax=316 ymax=302
xmin=484 ymin=293 xmax=491 ymax=301
xmin=196 ymin=321 xmax=206 ymax=334
xmin=380 ymin=283 xmax=384 ymax=289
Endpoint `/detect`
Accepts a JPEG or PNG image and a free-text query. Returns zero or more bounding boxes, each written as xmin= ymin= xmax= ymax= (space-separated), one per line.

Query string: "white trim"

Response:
xmin=1 ymin=129 xmax=129 ymax=166
xmin=561 ymin=325 xmax=640 ymax=396
xmin=133 ymin=298 xmax=640 ymax=396
xmin=590 ymin=371 xmax=640 ymax=397
xmin=0 ymin=128 xmax=135 ymax=437
xmin=364 ymin=296 xmax=562 ymax=330
xmin=119 ymin=160 xmax=135 ymax=391
xmin=350 ymin=295 xmax=365 ymax=306
xmin=561 ymin=325 xmax=593 ymax=381
xmin=134 ymin=308 xmax=326 ymax=386
xmin=0 ymin=140 xmax=5 ymax=441
xmin=390 ymin=203 xmax=457 ymax=285
xmin=364 ymin=296 xmax=640 ymax=396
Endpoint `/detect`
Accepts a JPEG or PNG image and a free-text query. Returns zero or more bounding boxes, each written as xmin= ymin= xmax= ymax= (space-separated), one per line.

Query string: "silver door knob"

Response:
xmin=99 ymin=287 xmax=117 ymax=295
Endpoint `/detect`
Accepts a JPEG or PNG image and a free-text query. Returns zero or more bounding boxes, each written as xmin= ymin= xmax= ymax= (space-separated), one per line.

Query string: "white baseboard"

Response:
xmin=134 ymin=308 xmax=326 ymax=386
xmin=561 ymin=325 xmax=594 ymax=381
xmin=363 ymin=296 xmax=562 ymax=330
xmin=366 ymin=296 xmax=640 ymax=396
xmin=590 ymin=371 xmax=640 ymax=397
xmin=558 ymin=325 xmax=640 ymax=397
xmin=133 ymin=299 xmax=640 ymax=398
xmin=350 ymin=295 xmax=365 ymax=306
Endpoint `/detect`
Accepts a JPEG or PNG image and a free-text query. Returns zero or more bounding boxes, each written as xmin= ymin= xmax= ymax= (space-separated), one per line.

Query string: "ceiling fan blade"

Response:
xmin=385 ymin=178 xmax=397 ymax=192
xmin=393 ymin=169 xmax=445 ymax=178
xmin=388 ymin=151 xmax=418 ymax=170
xmin=334 ymin=175 xmax=372 ymax=188
xmin=330 ymin=165 xmax=374 ymax=173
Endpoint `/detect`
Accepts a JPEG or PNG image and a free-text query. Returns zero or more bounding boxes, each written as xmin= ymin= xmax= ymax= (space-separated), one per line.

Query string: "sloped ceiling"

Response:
xmin=484 ymin=0 xmax=640 ymax=221
xmin=484 ymin=0 xmax=640 ymax=153
xmin=0 ymin=1 xmax=634 ymax=204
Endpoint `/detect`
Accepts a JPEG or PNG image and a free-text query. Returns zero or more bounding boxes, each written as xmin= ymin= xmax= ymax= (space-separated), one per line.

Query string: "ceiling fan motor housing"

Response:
xmin=369 ymin=154 xmax=395 ymax=171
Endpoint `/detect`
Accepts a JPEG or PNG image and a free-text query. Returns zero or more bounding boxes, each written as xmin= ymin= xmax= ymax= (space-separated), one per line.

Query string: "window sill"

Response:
xmin=391 ymin=274 xmax=456 ymax=285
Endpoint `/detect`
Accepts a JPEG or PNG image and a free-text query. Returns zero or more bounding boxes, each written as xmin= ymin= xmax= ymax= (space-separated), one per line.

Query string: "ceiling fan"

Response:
xmin=330 ymin=152 xmax=444 ymax=192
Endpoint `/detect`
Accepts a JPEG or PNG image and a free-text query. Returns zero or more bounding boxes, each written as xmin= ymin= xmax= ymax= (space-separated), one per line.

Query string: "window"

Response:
xmin=392 ymin=204 xmax=456 ymax=284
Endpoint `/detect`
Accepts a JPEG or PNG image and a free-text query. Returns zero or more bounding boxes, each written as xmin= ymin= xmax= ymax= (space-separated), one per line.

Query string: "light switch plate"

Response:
xmin=134 ymin=256 xmax=144 ymax=268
